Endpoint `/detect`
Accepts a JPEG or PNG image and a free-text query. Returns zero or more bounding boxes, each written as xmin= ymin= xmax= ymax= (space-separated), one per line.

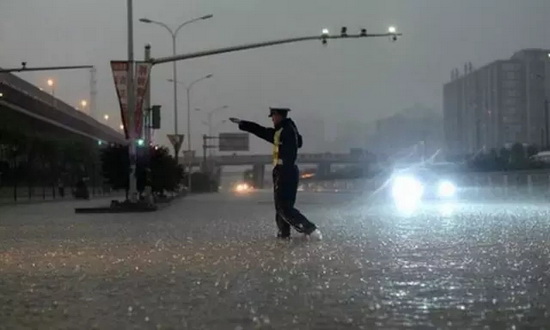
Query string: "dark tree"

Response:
xmin=149 ymin=146 xmax=184 ymax=193
xmin=101 ymin=145 xmax=184 ymax=197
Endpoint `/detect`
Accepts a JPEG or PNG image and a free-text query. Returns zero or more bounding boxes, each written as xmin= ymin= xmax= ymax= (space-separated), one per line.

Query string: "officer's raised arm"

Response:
xmin=229 ymin=117 xmax=275 ymax=144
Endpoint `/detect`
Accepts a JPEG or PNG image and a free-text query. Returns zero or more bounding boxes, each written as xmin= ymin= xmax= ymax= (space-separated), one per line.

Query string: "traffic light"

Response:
xmin=137 ymin=139 xmax=145 ymax=146
xmin=151 ymin=105 xmax=161 ymax=129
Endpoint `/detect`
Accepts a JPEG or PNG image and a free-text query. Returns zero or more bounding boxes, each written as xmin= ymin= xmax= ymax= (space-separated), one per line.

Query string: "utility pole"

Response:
xmin=142 ymin=43 xmax=153 ymax=204
xmin=203 ymin=135 xmax=208 ymax=173
xmin=127 ymin=0 xmax=138 ymax=202
xmin=545 ymin=99 xmax=549 ymax=149
xmin=144 ymin=44 xmax=152 ymax=145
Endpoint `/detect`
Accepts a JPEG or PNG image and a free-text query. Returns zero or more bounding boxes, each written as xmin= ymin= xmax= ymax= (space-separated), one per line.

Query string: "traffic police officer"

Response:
xmin=230 ymin=108 xmax=322 ymax=240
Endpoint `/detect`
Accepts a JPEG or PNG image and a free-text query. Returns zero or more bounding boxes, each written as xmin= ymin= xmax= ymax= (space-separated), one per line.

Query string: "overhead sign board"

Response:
xmin=183 ymin=150 xmax=196 ymax=160
xmin=218 ymin=133 xmax=249 ymax=152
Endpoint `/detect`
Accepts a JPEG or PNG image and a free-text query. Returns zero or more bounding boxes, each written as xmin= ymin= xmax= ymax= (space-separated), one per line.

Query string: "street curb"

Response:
xmin=74 ymin=195 xmax=182 ymax=214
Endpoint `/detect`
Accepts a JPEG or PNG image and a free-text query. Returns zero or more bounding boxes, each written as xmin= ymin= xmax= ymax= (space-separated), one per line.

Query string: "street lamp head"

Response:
xmin=201 ymin=14 xmax=214 ymax=20
xmin=322 ymin=28 xmax=329 ymax=36
xmin=104 ymin=114 xmax=109 ymax=120
xmin=388 ymin=26 xmax=397 ymax=34
xmin=206 ymin=74 xmax=213 ymax=79
xmin=167 ymin=78 xmax=174 ymax=82
xmin=47 ymin=79 xmax=54 ymax=87
xmin=139 ymin=18 xmax=152 ymax=23
xmin=81 ymin=100 xmax=87 ymax=107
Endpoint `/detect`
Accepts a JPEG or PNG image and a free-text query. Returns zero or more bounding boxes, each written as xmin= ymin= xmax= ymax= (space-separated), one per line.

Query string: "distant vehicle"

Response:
xmin=390 ymin=162 xmax=461 ymax=206
xmin=531 ymin=151 xmax=550 ymax=164
xmin=233 ymin=182 xmax=254 ymax=194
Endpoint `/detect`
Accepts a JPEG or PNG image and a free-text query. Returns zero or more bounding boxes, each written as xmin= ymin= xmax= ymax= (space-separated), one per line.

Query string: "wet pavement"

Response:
xmin=0 ymin=192 xmax=549 ymax=329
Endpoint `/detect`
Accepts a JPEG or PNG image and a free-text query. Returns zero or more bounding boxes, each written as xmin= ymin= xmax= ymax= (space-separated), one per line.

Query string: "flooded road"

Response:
xmin=1 ymin=192 xmax=549 ymax=329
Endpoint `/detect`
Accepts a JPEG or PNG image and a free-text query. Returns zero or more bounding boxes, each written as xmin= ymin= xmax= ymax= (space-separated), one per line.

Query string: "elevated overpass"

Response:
xmin=0 ymin=71 xmax=124 ymax=145
xmin=185 ymin=152 xmax=374 ymax=188
xmin=187 ymin=152 xmax=371 ymax=167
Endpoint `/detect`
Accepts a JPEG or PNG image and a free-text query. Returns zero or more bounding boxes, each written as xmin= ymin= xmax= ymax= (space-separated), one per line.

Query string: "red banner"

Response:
xmin=110 ymin=61 xmax=152 ymax=139
xmin=111 ymin=61 xmax=129 ymax=138
xmin=135 ymin=62 xmax=151 ymax=139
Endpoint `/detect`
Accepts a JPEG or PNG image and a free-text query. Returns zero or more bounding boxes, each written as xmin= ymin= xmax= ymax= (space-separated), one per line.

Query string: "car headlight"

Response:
xmin=392 ymin=175 xmax=424 ymax=204
xmin=437 ymin=180 xmax=456 ymax=198
xmin=234 ymin=183 xmax=251 ymax=193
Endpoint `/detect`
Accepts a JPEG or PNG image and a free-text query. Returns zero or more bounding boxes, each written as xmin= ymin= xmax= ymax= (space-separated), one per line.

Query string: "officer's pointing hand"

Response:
xmin=229 ymin=117 xmax=242 ymax=124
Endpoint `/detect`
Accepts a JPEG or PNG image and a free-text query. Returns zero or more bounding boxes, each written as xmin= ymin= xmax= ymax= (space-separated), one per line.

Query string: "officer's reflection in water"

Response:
xmin=229 ymin=108 xmax=322 ymax=240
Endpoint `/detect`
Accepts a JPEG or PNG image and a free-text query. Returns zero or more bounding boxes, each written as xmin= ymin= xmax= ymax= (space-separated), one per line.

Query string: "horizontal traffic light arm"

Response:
xmin=150 ymin=30 xmax=402 ymax=65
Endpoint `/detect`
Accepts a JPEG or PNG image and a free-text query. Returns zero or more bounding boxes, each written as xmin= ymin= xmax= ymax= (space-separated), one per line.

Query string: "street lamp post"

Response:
xmin=205 ymin=105 xmax=229 ymax=138
xmin=167 ymin=75 xmax=213 ymax=189
xmin=197 ymin=105 xmax=228 ymax=156
xmin=185 ymin=74 xmax=212 ymax=190
xmin=139 ymin=14 xmax=213 ymax=160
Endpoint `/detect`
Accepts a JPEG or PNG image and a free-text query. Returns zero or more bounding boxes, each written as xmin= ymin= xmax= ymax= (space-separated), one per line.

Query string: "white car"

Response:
xmin=390 ymin=165 xmax=459 ymax=206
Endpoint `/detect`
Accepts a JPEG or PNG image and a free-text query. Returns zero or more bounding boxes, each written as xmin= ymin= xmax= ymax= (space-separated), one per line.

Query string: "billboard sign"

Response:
xmin=218 ymin=133 xmax=249 ymax=152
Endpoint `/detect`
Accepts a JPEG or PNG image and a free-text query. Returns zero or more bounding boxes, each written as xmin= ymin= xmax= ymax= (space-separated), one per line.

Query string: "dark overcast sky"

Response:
xmin=1 ymin=0 xmax=549 ymax=151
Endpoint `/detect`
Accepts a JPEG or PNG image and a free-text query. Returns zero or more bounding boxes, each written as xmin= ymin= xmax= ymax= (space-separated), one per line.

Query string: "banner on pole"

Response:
xmin=167 ymin=134 xmax=185 ymax=156
xmin=110 ymin=61 xmax=129 ymax=138
xmin=110 ymin=61 xmax=152 ymax=139
xmin=135 ymin=62 xmax=152 ymax=139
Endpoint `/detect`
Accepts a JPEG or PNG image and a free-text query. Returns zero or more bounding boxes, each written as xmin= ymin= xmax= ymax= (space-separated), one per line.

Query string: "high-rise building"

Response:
xmin=367 ymin=106 xmax=443 ymax=157
xmin=443 ymin=49 xmax=550 ymax=157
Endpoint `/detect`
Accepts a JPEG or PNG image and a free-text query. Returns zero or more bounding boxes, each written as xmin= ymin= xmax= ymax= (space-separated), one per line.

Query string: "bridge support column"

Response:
xmin=252 ymin=164 xmax=265 ymax=189
xmin=317 ymin=162 xmax=331 ymax=179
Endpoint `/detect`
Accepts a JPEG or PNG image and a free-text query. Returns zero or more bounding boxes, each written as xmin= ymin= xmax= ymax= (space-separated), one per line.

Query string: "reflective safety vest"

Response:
xmin=273 ymin=128 xmax=283 ymax=166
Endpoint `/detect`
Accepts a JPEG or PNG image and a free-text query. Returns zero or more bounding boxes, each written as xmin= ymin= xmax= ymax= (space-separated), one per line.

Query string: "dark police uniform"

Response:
xmin=238 ymin=108 xmax=317 ymax=238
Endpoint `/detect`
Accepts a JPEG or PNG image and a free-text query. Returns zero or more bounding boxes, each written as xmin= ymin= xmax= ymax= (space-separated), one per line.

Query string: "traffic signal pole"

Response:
xmin=138 ymin=26 xmax=401 ymax=196
xmin=0 ymin=64 xmax=94 ymax=73
xmin=150 ymin=30 xmax=402 ymax=65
